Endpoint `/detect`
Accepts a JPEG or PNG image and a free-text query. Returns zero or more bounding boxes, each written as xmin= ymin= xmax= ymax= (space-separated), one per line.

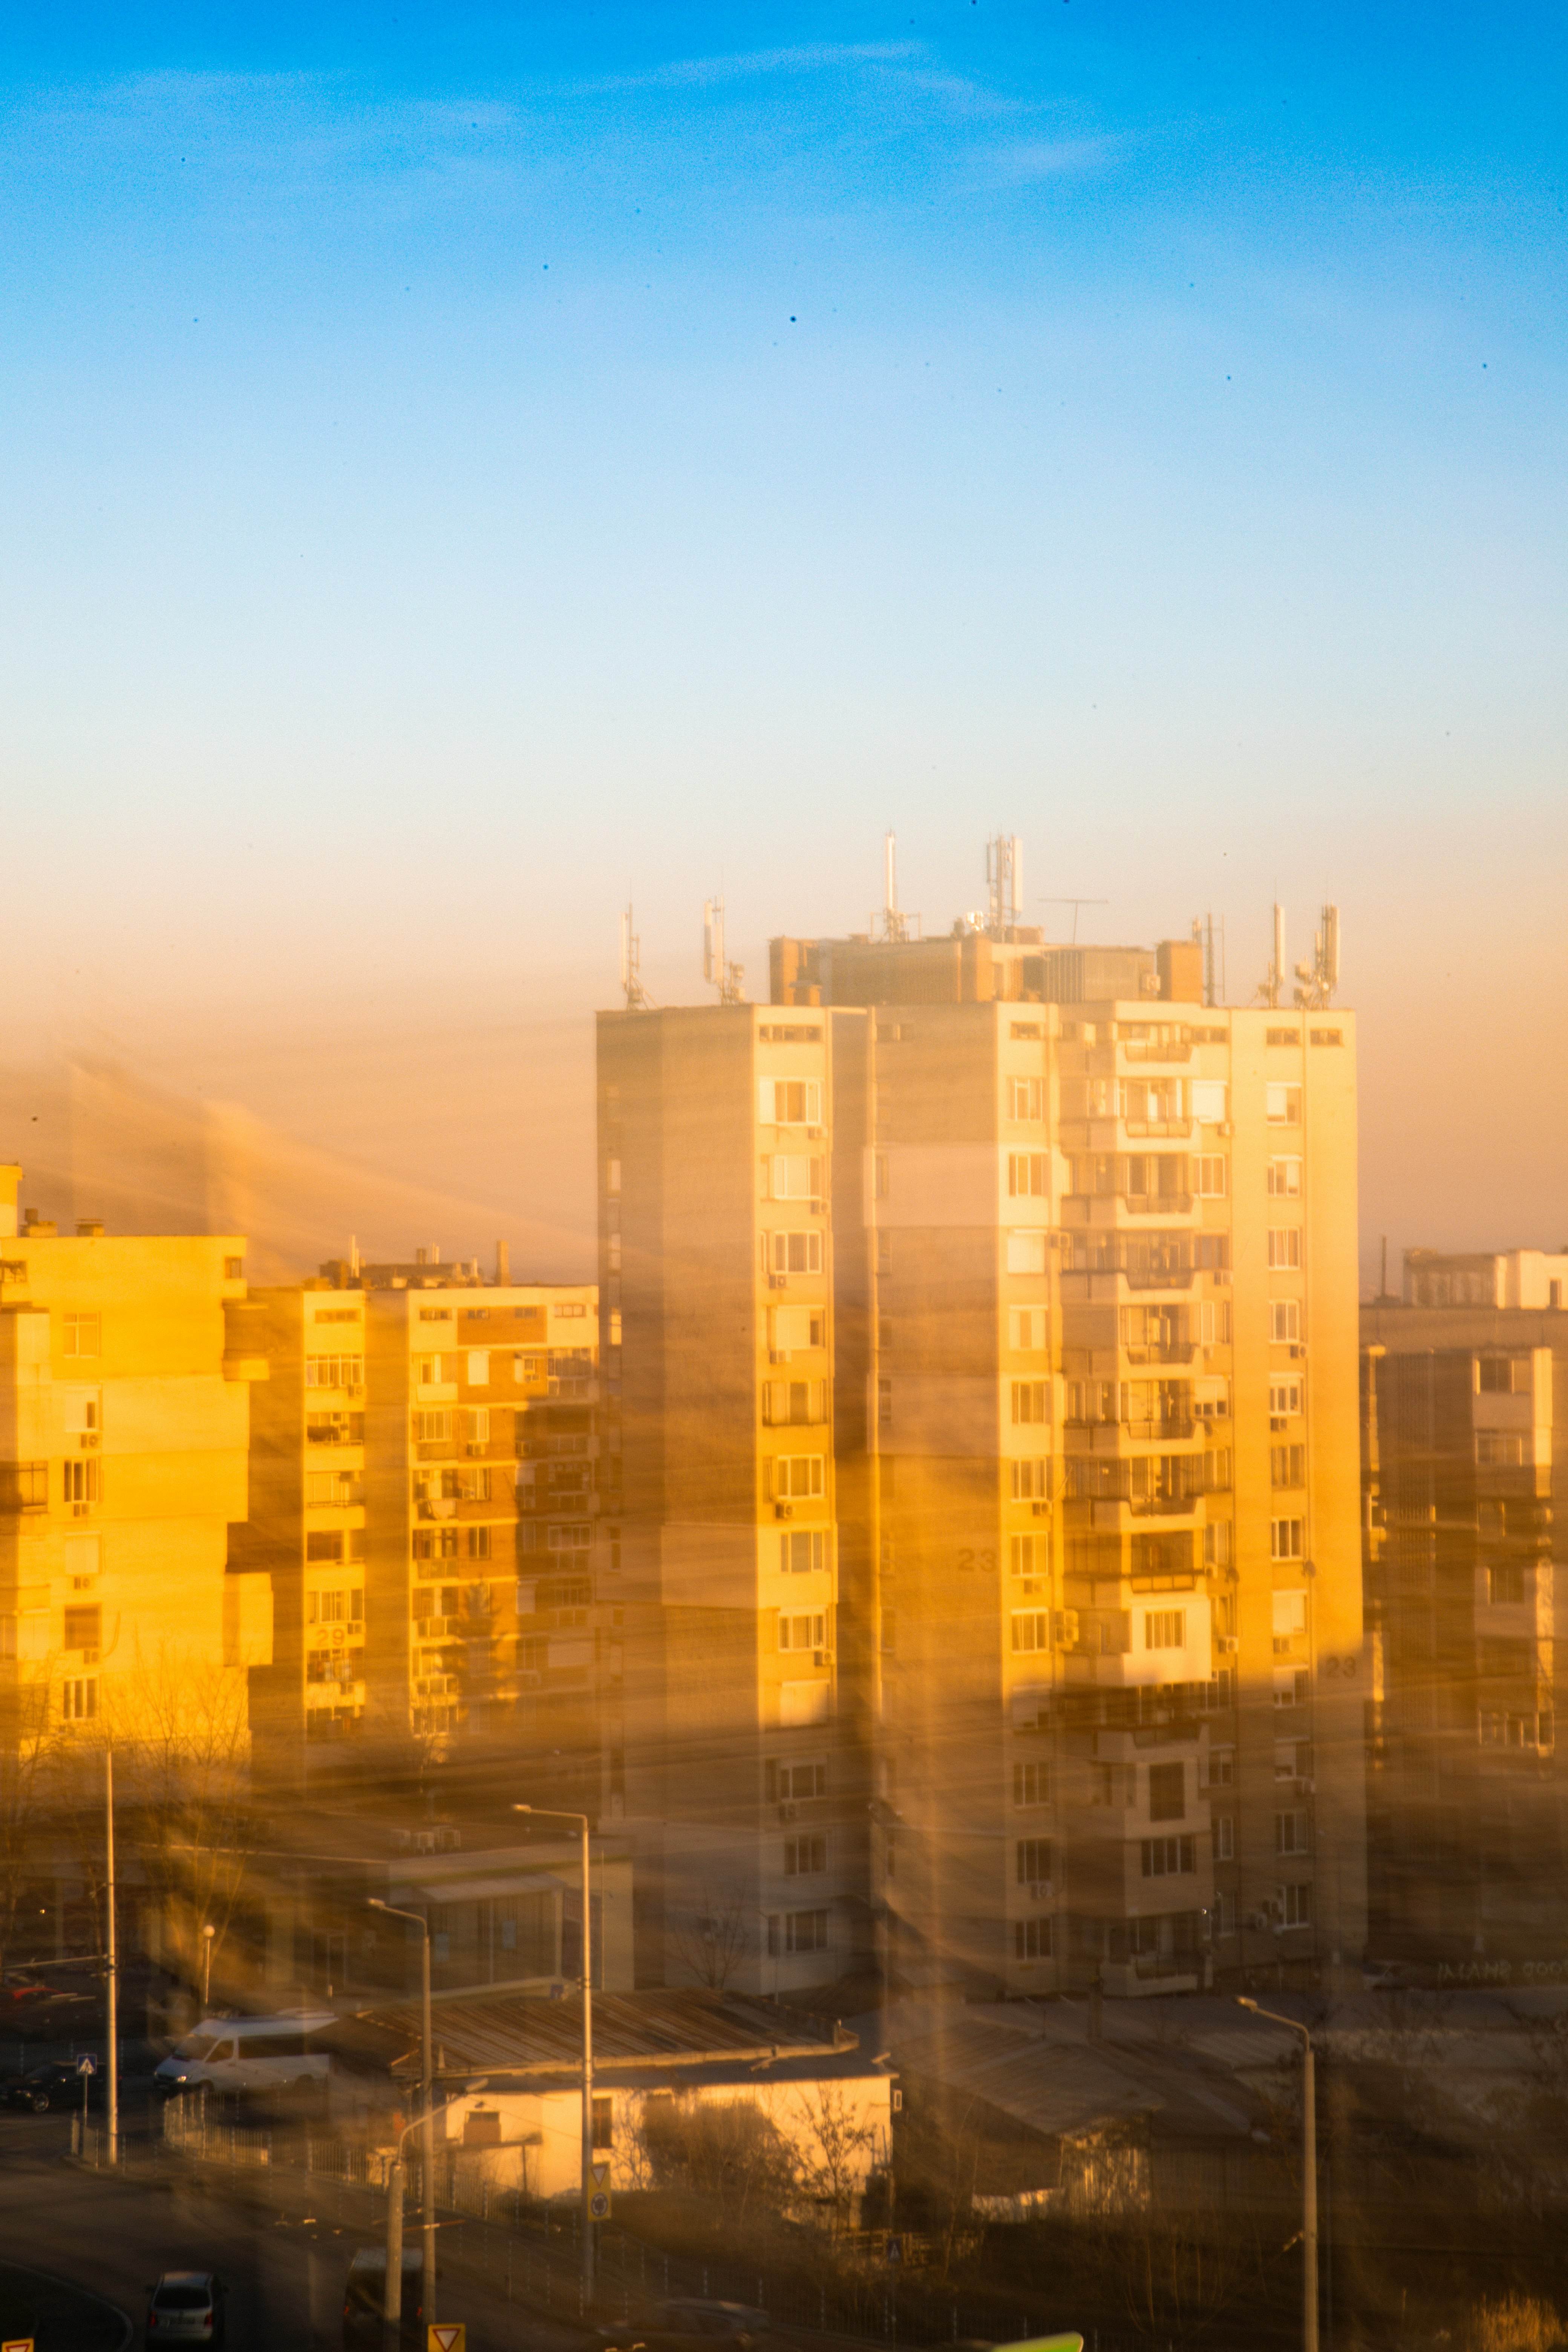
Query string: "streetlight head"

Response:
xmin=367 ymin=1898 xmax=387 ymax=1912
xmin=1236 ymin=1995 xmax=1257 ymax=2012
xmin=513 ymin=1804 xmax=531 ymax=1814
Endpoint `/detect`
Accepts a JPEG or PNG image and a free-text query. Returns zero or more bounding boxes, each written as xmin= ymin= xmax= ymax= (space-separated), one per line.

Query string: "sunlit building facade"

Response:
xmin=1362 ymin=1250 xmax=1568 ymax=1967
xmin=603 ymin=911 xmax=1366 ymax=1996
xmin=0 ymin=1164 xmax=268 ymax=1759
xmin=233 ymin=1257 xmax=610 ymax=1783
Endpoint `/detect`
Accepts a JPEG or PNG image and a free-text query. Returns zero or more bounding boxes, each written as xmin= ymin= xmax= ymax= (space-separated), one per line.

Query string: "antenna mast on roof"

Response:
xmin=985 ymin=834 xmax=1023 ymax=937
xmin=878 ymin=830 xmax=913 ymax=943
xmin=1293 ymin=902 xmax=1341 ymax=1009
xmin=1258 ymin=902 xmax=1286 ymax=1009
xmin=703 ymin=897 xmax=746 ymax=1005
xmin=620 ymin=904 xmax=651 ymax=1010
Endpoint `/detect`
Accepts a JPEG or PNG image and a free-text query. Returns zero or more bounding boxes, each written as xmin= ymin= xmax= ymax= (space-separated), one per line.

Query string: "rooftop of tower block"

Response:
xmin=769 ymin=928 xmax=1205 ymax=1010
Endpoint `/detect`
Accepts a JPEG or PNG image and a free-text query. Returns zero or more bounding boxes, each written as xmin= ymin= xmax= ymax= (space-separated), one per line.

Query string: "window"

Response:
xmin=1011 ymin=1380 xmax=1048 ymax=1425
xmin=592 ymin=2095 xmax=614 ymax=2150
xmin=1270 ymin=1300 xmax=1302 ymax=1343
xmin=773 ymin=1305 xmax=824 ymax=1351
xmin=467 ymin=1526 xmax=491 ymax=1560
xmin=412 ymin=1411 xmax=451 ymax=1442
xmin=781 ymin=1529 xmax=825 ymax=1575
xmin=1271 ymin=1444 xmax=1306 ymax=1488
xmin=1274 ymin=1668 xmax=1310 ymax=1709
xmin=1271 ymin=1518 xmax=1306 ymax=1561
xmin=1266 ymin=1083 xmax=1302 ymax=1125
xmin=1198 ymin=1300 xmax=1232 ymax=1344
xmin=1269 ymin=1377 xmax=1303 ymax=1417
xmin=1272 ymin=1590 xmax=1308 ymax=1640
xmin=767 ymin=1759 xmax=827 ymax=1802
xmin=1142 ymin=1836 xmax=1196 ymax=1877
xmin=1267 ymin=1228 xmax=1302 ymax=1269
xmin=1011 ymin=1459 xmax=1049 ymax=1500
xmin=771 ymin=1455 xmax=824 ymax=1499
xmin=418 ymin=1306 xmax=455 ymax=1324
xmin=764 ymin=1379 xmax=825 ymax=1426
xmin=309 ymin=1589 xmax=347 ymax=1625
xmin=1016 ymin=1837 xmax=1052 ymax=1887
xmin=877 ymin=1378 xmax=892 ymax=1426
xmin=770 ymin=1155 xmax=823 ymax=1200
xmin=1216 ymin=1816 xmax=1235 ymax=1861
xmin=1009 ymin=1306 xmax=1047 ymax=1350
xmin=1266 ymin=1158 xmax=1302 ymax=1196
xmin=1207 ymin=1746 xmax=1236 ymax=1789
xmin=1477 ymin=1356 xmax=1530 ymax=1394
xmin=307 ymin=1530 xmax=346 ymax=1563
xmin=306 ymin=1354 xmax=364 ymax=1389
xmin=1192 ymin=1155 xmax=1228 ymax=1196
xmin=771 ymin=1230 xmax=823 ymax=1275
xmin=1006 ymin=1230 xmax=1048 ymax=1275
xmin=63 ymin=1314 xmax=101 ymax=1357
xmin=467 ymin=1351 xmax=490 ymax=1385
xmin=1191 ymin=1079 xmax=1228 ymax=1122
xmin=63 ymin=1604 xmax=101 ymax=1654
xmin=1009 ymin=1533 xmax=1042 ymax=1578
xmin=1281 ymin=1882 xmax=1313 ymax=1928
xmin=1008 ymin=1153 xmax=1047 ymax=1197
xmin=778 ymin=1612 xmax=827 ymax=1652
xmin=783 ymin=1909 xmax=830 ymax=1954
xmin=62 ymin=1677 xmax=98 ymax=1721
xmin=1011 ymin=1611 xmax=1049 ymax=1653
xmin=1487 ymin=1563 xmax=1527 ymax=1606
xmin=1476 ymin=1432 xmax=1528 ymax=1467
xmin=308 ymin=1410 xmax=364 ymax=1445
xmin=1013 ymin=1760 xmax=1047 ymax=1807
xmin=1144 ymin=1609 xmax=1186 ymax=1652
xmin=1014 ymin=1917 xmax=1052 ymax=1960
xmin=62 ymin=1460 xmax=101 ymax=1508
xmin=1009 ymin=1077 xmax=1045 ymax=1121
xmin=758 ymin=1078 xmax=822 ymax=1126
xmin=547 ymin=1522 xmax=593 ymax=1550
xmin=784 ymin=1834 xmax=827 ymax=1876
xmin=1275 ymin=1811 xmax=1309 ymax=1855
xmin=224 ymin=1255 xmax=244 ymax=1279
xmin=1148 ymin=1762 xmax=1185 ymax=1821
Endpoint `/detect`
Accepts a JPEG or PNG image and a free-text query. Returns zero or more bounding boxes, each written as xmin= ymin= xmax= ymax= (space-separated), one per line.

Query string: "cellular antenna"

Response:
xmin=985 ymin=834 xmax=1023 ymax=936
xmin=703 ymin=897 xmax=746 ymax=1005
xmin=1259 ymin=902 xmax=1286 ymax=1009
xmin=620 ymin=904 xmax=651 ymax=1010
xmin=1293 ymin=902 xmax=1341 ymax=1009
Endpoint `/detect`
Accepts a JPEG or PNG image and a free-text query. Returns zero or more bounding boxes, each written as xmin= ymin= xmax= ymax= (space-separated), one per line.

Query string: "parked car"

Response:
xmin=595 ymin=2301 xmax=774 ymax=2352
xmin=341 ymin=2247 xmax=424 ymax=2346
xmin=143 ymin=2271 xmax=226 ymax=2346
xmin=2 ymin=2058 xmax=103 ymax=2113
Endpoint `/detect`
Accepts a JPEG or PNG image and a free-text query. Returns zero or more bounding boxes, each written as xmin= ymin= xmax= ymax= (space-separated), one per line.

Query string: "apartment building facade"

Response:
xmin=232 ymin=1258 xmax=611 ymax=1784
xmin=1361 ymin=1250 xmax=1568 ymax=1969
xmin=0 ymin=1165 xmax=268 ymax=1754
xmin=603 ymin=912 xmax=1366 ymax=1997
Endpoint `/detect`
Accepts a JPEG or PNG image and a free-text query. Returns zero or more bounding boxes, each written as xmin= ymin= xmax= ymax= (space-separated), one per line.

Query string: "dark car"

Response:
xmin=2 ymin=2058 xmax=101 ymax=2112
xmin=342 ymin=2247 xmax=425 ymax=2346
xmin=596 ymin=2301 xmax=773 ymax=2352
xmin=144 ymin=2271 xmax=226 ymax=2347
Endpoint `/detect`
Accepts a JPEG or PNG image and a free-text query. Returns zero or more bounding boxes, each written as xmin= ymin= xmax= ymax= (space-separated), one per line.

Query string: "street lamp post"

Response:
xmin=104 ymin=1749 xmax=118 ymax=2169
xmin=516 ymin=1804 xmax=595 ymax=2311
xmin=201 ymin=1923 xmax=215 ymax=2014
xmin=1238 ymin=1997 xmax=1317 ymax=2352
xmin=369 ymin=1899 xmax=438 ymax=2323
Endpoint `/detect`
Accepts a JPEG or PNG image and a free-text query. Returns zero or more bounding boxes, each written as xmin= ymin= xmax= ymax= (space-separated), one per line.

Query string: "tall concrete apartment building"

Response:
xmin=232 ymin=1257 xmax=610 ymax=1787
xmin=601 ymin=884 xmax=1366 ymax=1997
xmin=0 ymin=1164 xmax=269 ymax=1750
xmin=1361 ymin=1247 xmax=1568 ymax=1969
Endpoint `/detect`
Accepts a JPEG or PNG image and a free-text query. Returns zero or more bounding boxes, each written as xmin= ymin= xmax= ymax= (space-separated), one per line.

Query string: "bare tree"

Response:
xmin=669 ymin=1891 xmax=752 ymax=1990
xmin=0 ymin=1664 xmax=58 ymax=1981
xmin=798 ymin=2083 xmax=878 ymax=2237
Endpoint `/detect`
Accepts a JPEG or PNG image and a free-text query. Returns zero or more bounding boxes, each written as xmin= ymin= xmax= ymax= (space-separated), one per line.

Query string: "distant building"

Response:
xmin=600 ymin=861 xmax=1365 ymax=1998
xmin=1361 ymin=1250 xmax=1568 ymax=1968
xmin=0 ymin=1161 xmax=268 ymax=1752
xmin=230 ymin=1254 xmax=611 ymax=1786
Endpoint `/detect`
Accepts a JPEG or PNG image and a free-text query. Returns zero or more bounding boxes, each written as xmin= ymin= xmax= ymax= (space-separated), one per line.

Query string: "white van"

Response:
xmin=154 ymin=2010 xmax=335 ymax=2101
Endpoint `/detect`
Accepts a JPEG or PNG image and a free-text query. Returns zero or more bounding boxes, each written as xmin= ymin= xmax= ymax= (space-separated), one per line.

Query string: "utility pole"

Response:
xmin=201 ymin=1923 xmax=215 ymax=2014
xmin=516 ymin=1805 xmax=595 ymax=2309
xmin=105 ymin=1749 xmax=118 ymax=2168
xmin=369 ymin=1900 xmax=438 ymax=2321
xmin=1239 ymin=1999 xmax=1317 ymax=2352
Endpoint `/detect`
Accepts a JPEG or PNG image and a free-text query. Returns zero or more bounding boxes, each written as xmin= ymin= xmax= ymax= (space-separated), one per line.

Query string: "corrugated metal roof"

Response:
xmin=328 ymin=1990 xmax=853 ymax=2082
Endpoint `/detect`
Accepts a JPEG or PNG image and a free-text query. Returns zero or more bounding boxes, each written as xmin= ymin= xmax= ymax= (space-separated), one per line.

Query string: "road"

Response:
xmin=0 ymin=2109 xmax=596 ymax=2351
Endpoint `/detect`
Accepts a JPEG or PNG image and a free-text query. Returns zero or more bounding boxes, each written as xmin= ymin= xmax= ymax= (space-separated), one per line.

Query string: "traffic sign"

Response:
xmin=589 ymin=2160 xmax=611 ymax=2220
xmin=427 ymin=2328 xmax=465 ymax=2352
xmin=993 ymin=2336 xmax=1084 ymax=2352
xmin=75 ymin=2054 xmax=96 ymax=2076
xmin=3 ymin=2337 xmax=35 ymax=2351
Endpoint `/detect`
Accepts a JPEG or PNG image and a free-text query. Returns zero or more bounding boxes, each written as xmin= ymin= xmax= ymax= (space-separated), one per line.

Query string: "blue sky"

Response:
xmin=0 ymin=3 xmax=1563 ymax=1259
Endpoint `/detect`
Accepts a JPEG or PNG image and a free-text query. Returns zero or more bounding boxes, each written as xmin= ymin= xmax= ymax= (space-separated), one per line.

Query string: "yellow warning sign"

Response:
xmin=427 ymin=2328 xmax=465 ymax=2352
xmin=589 ymin=2159 xmax=611 ymax=2220
xmin=3 ymin=2337 xmax=35 ymax=2352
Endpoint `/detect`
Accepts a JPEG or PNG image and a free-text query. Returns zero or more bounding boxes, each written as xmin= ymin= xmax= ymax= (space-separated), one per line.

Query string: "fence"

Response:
xmin=70 ymin=2104 xmax=1076 ymax=2350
